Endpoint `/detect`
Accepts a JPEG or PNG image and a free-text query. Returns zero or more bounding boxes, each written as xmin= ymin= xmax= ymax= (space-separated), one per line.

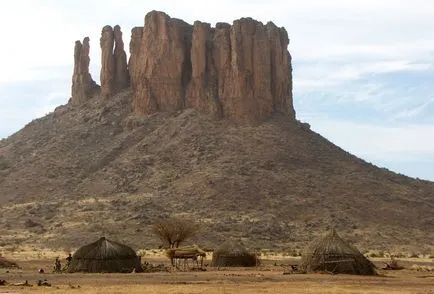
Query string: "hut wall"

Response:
xmin=68 ymin=257 xmax=141 ymax=273
xmin=212 ymin=253 xmax=257 ymax=267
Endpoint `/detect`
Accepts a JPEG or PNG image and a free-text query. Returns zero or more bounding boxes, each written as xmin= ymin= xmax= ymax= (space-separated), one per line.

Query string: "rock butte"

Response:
xmin=71 ymin=10 xmax=295 ymax=124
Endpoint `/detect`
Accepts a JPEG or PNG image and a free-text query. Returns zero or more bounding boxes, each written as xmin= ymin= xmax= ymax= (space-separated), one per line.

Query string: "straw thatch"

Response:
xmin=301 ymin=229 xmax=376 ymax=275
xmin=0 ymin=255 xmax=19 ymax=269
xmin=211 ymin=241 xmax=258 ymax=267
xmin=67 ymin=237 xmax=142 ymax=273
xmin=166 ymin=245 xmax=207 ymax=269
xmin=166 ymin=245 xmax=206 ymax=260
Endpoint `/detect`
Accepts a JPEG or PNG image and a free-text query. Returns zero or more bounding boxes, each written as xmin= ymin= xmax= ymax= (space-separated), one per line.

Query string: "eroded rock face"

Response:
xmin=113 ymin=25 xmax=130 ymax=91
xmin=71 ymin=37 xmax=98 ymax=105
xmin=128 ymin=27 xmax=143 ymax=102
xmin=129 ymin=11 xmax=295 ymax=123
xmin=185 ymin=21 xmax=222 ymax=118
xmin=266 ymin=22 xmax=294 ymax=118
xmin=72 ymin=11 xmax=294 ymax=122
xmin=100 ymin=25 xmax=130 ymax=100
xmin=100 ymin=26 xmax=115 ymax=100
xmin=129 ymin=11 xmax=192 ymax=114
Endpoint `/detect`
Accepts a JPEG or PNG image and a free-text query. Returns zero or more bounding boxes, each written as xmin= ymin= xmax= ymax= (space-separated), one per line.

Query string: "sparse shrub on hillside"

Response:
xmin=391 ymin=252 xmax=406 ymax=258
xmin=369 ymin=251 xmax=385 ymax=258
xmin=283 ymin=248 xmax=301 ymax=257
xmin=152 ymin=217 xmax=200 ymax=248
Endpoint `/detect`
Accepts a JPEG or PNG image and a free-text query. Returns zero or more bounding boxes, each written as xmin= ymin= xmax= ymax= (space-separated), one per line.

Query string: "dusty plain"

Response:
xmin=1 ymin=254 xmax=433 ymax=294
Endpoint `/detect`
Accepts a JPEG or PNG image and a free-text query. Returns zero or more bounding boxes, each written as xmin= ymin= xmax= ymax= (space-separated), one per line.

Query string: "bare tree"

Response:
xmin=152 ymin=217 xmax=200 ymax=248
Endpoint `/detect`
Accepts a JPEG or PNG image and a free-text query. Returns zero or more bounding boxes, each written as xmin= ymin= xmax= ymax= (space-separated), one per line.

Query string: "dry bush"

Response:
xmin=369 ymin=251 xmax=385 ymax=258
xmin=411 ymin=264 xmax=434 ymax=272
xmin=152 ymin=217 xmax=200 ymax=248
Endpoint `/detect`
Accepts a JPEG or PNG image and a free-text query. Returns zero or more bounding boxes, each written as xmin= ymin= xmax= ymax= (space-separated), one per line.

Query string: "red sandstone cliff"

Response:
xmin=100 ymin=25 xmax=130 ymax=100
xmin=73 ymin=11 xmax=295 ymax=123
xmin=100 ymin=26 xmax=115 ymax=100
xmin=129 ymin=11 xmax=192 ymax=114
xmin=71 ymin=37 xmax=98 ymax=105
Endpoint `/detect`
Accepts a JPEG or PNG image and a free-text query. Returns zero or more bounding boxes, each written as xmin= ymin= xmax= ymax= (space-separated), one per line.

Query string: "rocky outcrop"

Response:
xmin=129 ymin=11 xmax=192 ymax=114
xmin=100 ymin=26 xmax=115 ymax=100
xmin=113 ymin=25 xmax=129 ymax=91
xmin=185 ymin=21 xmax=222 ymax=118
xmin=72 ymin=11 xmax=294 ymax=123
xmin=129 ymin=11 xmax=295 ymax=123
xmin=100 ymin=25 xmax=130 ymax=100
xmin=128 ymin=26 xmax=143 ymax=100
xmin=71 ymin=37 xmax=98 ymax=105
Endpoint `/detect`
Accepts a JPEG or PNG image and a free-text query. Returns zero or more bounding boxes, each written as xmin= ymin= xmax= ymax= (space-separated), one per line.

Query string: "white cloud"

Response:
xmin=393 ymin=98 xmax=434 ymax=119
xmin=308 ymin=118 xmax=434 ymax=162
xmin=295 ymin=60 xmax=432 ymax=91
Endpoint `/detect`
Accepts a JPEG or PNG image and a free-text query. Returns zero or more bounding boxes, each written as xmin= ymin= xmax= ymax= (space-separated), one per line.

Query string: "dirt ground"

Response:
xmin=0 ymin=257 xmax=433 ymax=294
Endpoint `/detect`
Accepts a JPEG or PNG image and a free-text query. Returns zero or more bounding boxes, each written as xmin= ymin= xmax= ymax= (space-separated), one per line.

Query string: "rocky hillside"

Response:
xmin=0 ymin=11 xmax=433 ymax=254
xmin=1 ymin=89 xmax=433 ymax=253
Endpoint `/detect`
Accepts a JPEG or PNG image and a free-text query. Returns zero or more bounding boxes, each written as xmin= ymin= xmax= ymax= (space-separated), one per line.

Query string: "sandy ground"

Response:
xmin=0 ymin=257 xmax=433 ymax=293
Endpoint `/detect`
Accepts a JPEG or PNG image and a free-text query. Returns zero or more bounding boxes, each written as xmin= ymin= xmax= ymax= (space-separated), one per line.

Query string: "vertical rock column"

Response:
xmin=100 ymin=25 xmax=130 ymax=101
xmin=185 ymin=21 xmax=222 ymax=119
xmin=100 ymin=26 xmax=115 ymax=100
xmin=220 ymin=18 xmax=272 ymax=123
xmin=113 ymin=25 xmax=130 ymax=91
xmin=128 ymin=27 xmax=143 ymax=103
xmin=266 ymin=22 xmax=295 ymax=119
xmin=71 ymin=37 xmax=98 ymax=105
xmin=129 ymin=11 xmax=192 ymax=114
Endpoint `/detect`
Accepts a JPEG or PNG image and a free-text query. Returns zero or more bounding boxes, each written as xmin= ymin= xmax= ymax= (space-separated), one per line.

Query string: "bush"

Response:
xmin=369 ymin=251 xmax=385 ymax=258
xmin=152 ymin=217 xmax=200 ymax=248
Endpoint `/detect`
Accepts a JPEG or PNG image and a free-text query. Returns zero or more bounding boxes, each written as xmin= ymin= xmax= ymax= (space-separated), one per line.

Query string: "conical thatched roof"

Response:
xmin=67 ymin=237 xmax=142 ymax=273
xmin=0 ymin=255 xmax=19 ymax=269
xmin=211 ymin=241 xmax=258 ymax=267
xmin=301 ymin=229 xmax=376 ymax=275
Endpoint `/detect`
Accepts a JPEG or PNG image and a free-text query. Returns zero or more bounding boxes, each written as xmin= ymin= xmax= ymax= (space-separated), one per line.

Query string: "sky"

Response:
xmin=0 ymin=0 xmax=433 ymax=181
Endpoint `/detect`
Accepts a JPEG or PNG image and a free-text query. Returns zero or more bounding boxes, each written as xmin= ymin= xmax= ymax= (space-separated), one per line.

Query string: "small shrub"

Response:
xmin=369 ymin=251 xmax=385 ymax=258
xmin=391 ymin=252 xmax=406 ymax=258
xmin=284 ymin=248 xmax=301 ymax=257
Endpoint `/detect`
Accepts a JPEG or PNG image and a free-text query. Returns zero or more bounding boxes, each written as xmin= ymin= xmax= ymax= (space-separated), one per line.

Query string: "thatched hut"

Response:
xmin=301 ymin=229 xmax=376 ymax=275
xmin=211 ymin=241 xmax=258 ymax=267
xmin=67 ymin=237 xmax=142 ymax=273
xmin=166 ymin=245 xmax=207 ymax=269
xmin=0 ymin=255 xmax=19 ymax=269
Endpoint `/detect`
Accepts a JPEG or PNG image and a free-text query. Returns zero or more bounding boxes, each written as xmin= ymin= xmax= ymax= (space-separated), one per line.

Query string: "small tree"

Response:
xmin=152 ymin=217 xmax=199 ymax=248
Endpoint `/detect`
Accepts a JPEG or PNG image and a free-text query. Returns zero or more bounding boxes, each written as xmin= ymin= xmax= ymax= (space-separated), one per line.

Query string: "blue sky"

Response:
xmin=0 ymin=0 xmax=433 ymax=181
